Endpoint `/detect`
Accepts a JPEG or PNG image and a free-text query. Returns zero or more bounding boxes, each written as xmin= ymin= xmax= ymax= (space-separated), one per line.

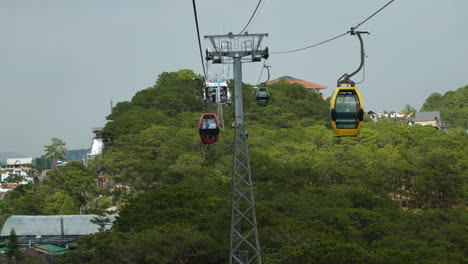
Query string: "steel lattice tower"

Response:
xmin=231 ymin=123 xmax=260 ymax=263
xmin=205 ymin=32 xmax=268 ymax=264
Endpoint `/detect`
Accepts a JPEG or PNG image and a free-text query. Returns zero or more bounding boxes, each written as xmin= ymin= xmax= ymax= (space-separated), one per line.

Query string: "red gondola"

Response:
xmin=199 ymin=113 xmax=220 ymax=144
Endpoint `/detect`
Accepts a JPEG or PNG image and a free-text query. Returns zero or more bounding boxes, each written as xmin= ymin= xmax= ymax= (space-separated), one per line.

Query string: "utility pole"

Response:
xmin=205 ymin=32 xmax=268 ymax=264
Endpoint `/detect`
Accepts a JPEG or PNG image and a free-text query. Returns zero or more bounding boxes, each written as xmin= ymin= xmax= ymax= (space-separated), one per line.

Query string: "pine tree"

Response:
xmin=6 ymin=228 xmax=21 ymax=262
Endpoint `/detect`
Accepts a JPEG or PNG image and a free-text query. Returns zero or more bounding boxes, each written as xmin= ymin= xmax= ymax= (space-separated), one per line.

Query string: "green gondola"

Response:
xmin=256 ymin=86 xmax=270 ymax=106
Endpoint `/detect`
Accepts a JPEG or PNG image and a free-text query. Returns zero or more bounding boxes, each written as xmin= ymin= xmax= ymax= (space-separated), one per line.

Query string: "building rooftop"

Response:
xmin=414 ymin=111 xmax=441 ymax=122
xmin=35 ymin=244 xmax=70 ymax=255
xmin=6 ymin=158 xmax=33 ymax=165
xmin=266 ymin=75 xmax=328 ymax=90
xmin=0 ymin=215 xmax=117 ymax=237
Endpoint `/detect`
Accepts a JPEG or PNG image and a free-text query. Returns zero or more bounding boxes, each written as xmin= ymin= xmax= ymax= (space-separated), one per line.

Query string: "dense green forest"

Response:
xmin=1 ymin=70 xmax=466 ymax=263
xmin=420 ymin=85 xmax=467 ymax=128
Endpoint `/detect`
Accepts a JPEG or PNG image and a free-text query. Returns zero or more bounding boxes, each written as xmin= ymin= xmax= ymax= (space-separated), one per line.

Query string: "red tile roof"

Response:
xmin=266 ymin=75 xmax=327 ymax=89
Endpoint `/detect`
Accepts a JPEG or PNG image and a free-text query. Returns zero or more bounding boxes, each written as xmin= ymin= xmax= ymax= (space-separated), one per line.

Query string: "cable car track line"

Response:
xmin=271 ymin=32 xmax=349 ymax=54
xmin=192 ymin=0 xmax=207 ymax=79
xmin=353 ymin=0 xmax=395 ymax=31
xmin=239 ymin=0 xmax=263 ymax=35
xmin=271 ymin=0 xmax=396 ymax=55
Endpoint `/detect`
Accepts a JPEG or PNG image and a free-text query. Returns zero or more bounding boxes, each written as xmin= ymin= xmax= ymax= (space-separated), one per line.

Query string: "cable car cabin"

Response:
xmin=204 ymin=81 xmax=230 ymax=104
xmin=199 ymin=113 xmax=220 ymax=144
xmin=330 ymin=87 xmax=364 ymax=137
xmin=256 ymin=87 xmax=270 ymax=106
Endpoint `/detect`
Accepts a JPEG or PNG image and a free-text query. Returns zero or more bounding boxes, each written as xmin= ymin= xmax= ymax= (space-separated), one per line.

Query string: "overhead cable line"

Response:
xmin=271 ymin=0 xmax=395 ymax=55
xmin=271 ymin=32 xmax=349 ymax=54
xmin=353 ymin=0 xmax=395 ymax=31
xmin=239 ymin=0 xmax=263 ymax=35
xmin=192 ymin=0 xmax=207 ymax=79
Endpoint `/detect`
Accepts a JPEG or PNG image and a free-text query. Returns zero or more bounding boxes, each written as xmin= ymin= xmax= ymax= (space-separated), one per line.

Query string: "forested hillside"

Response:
xmin=421 ymin=85 xmax=468 ymax=128
xmin=2 ymin=70 xmax=466 ymax=263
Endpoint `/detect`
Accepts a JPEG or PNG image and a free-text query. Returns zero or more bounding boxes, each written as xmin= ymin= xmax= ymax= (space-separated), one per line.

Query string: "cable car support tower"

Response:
xmin=205 ymin=32 xmax=269 ymax=264
xmin=216 ymin=75 xmax=225 ymax=130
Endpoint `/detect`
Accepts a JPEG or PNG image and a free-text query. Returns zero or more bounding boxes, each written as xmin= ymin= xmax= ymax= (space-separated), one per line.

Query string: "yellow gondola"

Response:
xmin=330 ymin=29 xmax=369 ymax=137
xmin=330 ymin=87 xmax=364 ymax=136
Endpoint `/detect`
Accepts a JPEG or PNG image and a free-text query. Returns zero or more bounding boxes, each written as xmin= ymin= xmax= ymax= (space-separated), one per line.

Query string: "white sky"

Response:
xmin=1 ymin=0 xmax=467 ymax=157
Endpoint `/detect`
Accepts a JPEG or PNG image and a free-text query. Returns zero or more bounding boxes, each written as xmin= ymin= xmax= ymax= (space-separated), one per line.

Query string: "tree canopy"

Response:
xmin=420 ymin=85 xmax=468 ymax=128
xmin=3 ymin=161 xmax=96 ymax=216
xmin=41 ymin=137 xmax=68 ymax=160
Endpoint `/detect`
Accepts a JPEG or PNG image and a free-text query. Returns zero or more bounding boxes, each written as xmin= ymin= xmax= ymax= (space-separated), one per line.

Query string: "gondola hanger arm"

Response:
xmin=258 ymin=64 xmax=271 ymax=87
xmin=263 ymin=64 xmax=271 ymax=85
xmin=337 ymin=29 xmax=370 ymax=87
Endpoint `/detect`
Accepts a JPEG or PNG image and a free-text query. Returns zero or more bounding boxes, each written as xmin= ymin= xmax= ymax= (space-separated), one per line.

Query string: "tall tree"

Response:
xmin=42 ymin=137 xmax=68 ymax=160
xmin=402 ymin=104 xmax=416 ymax=116
xmin=6 ymin=228 xmax=21 ymax=262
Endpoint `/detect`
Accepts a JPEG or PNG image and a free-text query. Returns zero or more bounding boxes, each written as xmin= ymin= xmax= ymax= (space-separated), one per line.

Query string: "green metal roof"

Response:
xmin=35 ymin=244 xmax=69 ymax=255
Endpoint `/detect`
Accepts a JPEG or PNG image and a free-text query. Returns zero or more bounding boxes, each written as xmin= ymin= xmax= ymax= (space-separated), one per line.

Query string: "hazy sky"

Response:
xmin=1 ymin=0 xmax=467 ymax=157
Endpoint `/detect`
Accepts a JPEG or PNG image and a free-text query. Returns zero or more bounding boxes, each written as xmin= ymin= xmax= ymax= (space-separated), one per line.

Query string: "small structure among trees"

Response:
xmin=412 ymin=111 xmax=442 ymax=128
xmin=1 ymin=158 xmax=34 ymax=183
xmin=266 ymin=75 xmax=328 ymax=94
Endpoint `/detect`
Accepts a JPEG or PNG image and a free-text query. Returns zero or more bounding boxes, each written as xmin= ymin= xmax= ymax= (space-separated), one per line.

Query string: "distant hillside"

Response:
xmin=0 ymin=152 xmax=26 ymax=164
xmin=421 ymin=85 xmax=467 ymax=128
xmin=68 ymin=149 xmax=89 ymax=161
